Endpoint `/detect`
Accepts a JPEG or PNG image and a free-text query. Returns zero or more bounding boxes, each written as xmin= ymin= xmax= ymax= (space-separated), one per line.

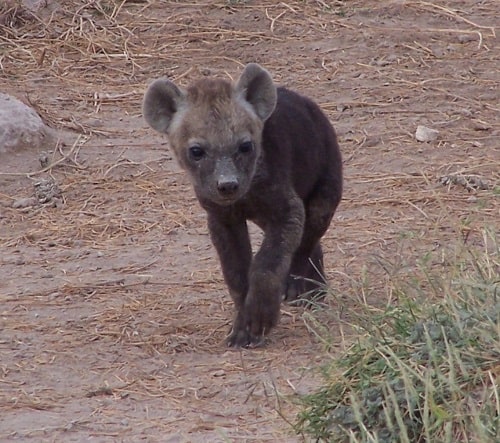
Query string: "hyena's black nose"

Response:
xmin=217 ymin=178 xmax=239 ymax=196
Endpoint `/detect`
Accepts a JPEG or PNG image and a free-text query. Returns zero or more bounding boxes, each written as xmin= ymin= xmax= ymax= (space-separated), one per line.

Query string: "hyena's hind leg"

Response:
xmin=286 ymin=242 xmax=326 ymax=304
xmin=285 ymin=178 xmax=340 ymax=304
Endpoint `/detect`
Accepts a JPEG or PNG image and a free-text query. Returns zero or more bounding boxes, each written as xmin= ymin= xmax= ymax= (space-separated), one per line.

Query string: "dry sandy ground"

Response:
xmin=0 ymin=1 xmax=498 ymax=441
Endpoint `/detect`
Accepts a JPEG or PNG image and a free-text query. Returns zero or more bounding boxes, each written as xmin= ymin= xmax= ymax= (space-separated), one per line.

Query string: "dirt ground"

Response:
xmin=0 ymin=1 xmax=498 ymax=441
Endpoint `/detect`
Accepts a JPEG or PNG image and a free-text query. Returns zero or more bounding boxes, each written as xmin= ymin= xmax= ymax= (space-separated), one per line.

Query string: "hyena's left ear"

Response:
xmin=143 ymin=78 xmax=186 ymax=134
xmin=235 ymin=63 xmax=277 ymax=121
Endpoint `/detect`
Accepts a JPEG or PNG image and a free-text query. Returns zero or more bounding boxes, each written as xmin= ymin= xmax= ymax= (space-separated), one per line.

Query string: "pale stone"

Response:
xmin=415 ymin=125 xmax=439 ymax=142
xmin=0 ymin=93 xmax=56 ymax=154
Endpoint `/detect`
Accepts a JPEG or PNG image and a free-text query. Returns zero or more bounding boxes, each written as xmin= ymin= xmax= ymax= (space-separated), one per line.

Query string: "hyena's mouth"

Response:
xmin=212 ymin=194 xmax=242 ymax=206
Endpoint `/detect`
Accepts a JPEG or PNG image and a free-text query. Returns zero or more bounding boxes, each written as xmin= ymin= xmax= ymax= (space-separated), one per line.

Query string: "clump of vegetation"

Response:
xmin=296 ymin=229 xmax=499 ymax=442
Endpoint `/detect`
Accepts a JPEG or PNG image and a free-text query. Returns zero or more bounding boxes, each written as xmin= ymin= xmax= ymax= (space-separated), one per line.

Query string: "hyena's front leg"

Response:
xmin=207 ymin=214 xmax=252 ymax=310
xmin=207 ymin=213 xmax=253 ymax=347
xmin=231 ymin=198 xmax=305 ymax=348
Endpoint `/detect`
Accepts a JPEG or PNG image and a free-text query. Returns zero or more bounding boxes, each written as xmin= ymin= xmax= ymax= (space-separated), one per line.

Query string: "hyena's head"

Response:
xmin=143 ymin=63 xmax=277 ymax=206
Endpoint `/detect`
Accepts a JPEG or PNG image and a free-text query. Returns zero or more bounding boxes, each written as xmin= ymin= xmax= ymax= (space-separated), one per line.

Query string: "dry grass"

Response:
xmin=296 ymin=229 xmax=499 ymax=442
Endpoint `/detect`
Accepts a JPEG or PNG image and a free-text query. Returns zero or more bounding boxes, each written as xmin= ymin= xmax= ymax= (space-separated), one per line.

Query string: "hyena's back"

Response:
xmin=257 ymin=87 xmax=342 ymax=207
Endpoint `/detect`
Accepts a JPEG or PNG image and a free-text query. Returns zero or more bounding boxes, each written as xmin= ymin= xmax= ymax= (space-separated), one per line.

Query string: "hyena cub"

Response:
xmin=143 ymin=63 xmax=342 ymax=348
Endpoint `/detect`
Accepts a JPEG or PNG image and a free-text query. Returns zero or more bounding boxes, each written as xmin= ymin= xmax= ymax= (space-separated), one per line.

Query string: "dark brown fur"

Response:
xmin=143 ymin=64 xmax=342 ymax=347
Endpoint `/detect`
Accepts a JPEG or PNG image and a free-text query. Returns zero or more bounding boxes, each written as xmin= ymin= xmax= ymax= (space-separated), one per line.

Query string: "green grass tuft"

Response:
xmin=296 ymin=229 xmax=499 ymax=442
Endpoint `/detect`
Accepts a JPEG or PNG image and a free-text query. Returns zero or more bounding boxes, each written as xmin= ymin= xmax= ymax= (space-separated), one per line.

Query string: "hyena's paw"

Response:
xmin=226 ymin=300 xmax=279 ymax=348
xmin=226 ymin=327 xmax=265 ymax=348
xmin=285 ymin=274 xmax=327 ymax=306
xmin=285 ymin=274 xmax=306 ymax=302
xmin=286 ymin=246 xmax=326 ymax=305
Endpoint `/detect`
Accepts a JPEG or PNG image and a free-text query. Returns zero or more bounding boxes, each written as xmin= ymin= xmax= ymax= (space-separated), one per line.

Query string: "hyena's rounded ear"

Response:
xmin=143 ymin=78 xmax=185 ymax=134
xmin=236 ymin=63 xmax=277 ymax=121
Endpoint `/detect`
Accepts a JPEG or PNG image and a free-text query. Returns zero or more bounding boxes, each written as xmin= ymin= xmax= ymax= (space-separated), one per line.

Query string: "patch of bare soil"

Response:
xmin=0 ymin=1 xmax=498 ymax=441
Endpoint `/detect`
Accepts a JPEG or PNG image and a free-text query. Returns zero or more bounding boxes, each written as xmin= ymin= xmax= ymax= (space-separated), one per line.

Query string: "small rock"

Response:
xmin=39 ymin=151 xmax=49 ymax=167
xmin=0 ymin=93 xmax=56 ymax=155
xmin=34 ymin=178 xmax=61 ymax=203
xmin=23 ymin=0 xmax=50 ymax=12
xmin=376 ymin=58 xmax=390 ymax=67
xmin=472 ymin=119 xmax=491 ymax=131
xmin=432 ymin=47 xmax=446 ymax=58
xmin=415 ymin=125 xmax=439 ymax=142
xmin=48 ymin=292 xmax=61 ymax=300
xmin=12 ymin=197 xmax=38 ymax=208
xmin=439 ymin=174 xmax=489 ymax=191
xmin=364 ymin=136 xmax=382 ymax=147
xmin=86 ymin=118 xmax=104 ymax=127
xmin=457 ymin=34 xmax=476 ymax=43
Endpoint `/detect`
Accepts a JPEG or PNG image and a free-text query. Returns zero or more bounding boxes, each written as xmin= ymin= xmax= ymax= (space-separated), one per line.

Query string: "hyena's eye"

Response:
xmin=238 ymin=141 xmax=253 ymax=154
xmin=188 ymin=146 xmax=206 ymax=161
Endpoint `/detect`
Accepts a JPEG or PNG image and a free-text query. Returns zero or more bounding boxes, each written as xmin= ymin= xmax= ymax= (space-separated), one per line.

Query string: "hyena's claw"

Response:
xmin=226 ymin=327 xmax=265 ymax=349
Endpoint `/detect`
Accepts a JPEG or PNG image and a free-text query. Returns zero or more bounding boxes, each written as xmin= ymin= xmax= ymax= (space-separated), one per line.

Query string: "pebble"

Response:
xmin=39 ymin=151 xmax=49 ymax=168
xmin=48 ymin=292 xmax=61 ymax=301
xmin=12 ymin=197 xmax=38 ymax=208
xmin=458 ymin=34 xmax=476 ymax=43
xmin=472 ymin=120 xmax=491 ymax=131
xmin=415 ymin=125 xmax=439 ymax=142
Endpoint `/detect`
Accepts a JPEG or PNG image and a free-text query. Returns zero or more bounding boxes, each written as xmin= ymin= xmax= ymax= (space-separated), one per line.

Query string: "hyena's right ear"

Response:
xmin=143 ymin=78 xmax=185 ymax=134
